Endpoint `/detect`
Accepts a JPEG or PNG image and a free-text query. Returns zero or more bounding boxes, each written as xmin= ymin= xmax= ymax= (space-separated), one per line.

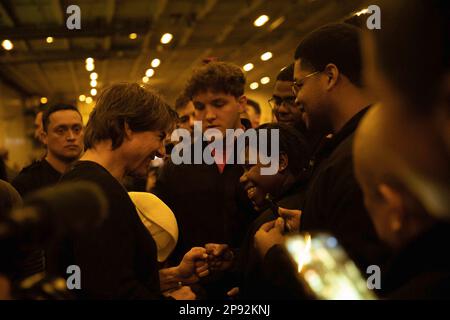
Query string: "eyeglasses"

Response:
xmin=291 ymin=71 xmax=321 ymax=96
xmin=268 ymin=96 xmax=297 ymax=110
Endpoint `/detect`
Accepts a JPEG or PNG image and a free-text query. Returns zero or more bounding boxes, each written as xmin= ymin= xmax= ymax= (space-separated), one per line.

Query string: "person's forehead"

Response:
xmin=193 ymin=90 xmax=236 ymax=102
xmin=177 ymin=101 xmax=195 ymax=116
xmin=293 ymin=59 xmax=311 ymax=79
xmin=48 ymin=110 xmax=83 ymax=125
xmin=273 ymin=80 xmax=294 ymax=97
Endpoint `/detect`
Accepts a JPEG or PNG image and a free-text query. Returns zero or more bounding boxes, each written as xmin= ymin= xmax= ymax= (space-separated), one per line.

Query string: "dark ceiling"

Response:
xmin=0 ymin=0 xmax=370 ymax=106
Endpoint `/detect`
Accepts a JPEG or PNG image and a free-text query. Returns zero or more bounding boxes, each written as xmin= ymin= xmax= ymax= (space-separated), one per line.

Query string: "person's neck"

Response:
xmin=330 ymin=87 xmax=372 ymax=133
xmin=45 ymin=153 xmax=75 ymax=174
xmin=80 ymin=141 xmax=126 ymax=181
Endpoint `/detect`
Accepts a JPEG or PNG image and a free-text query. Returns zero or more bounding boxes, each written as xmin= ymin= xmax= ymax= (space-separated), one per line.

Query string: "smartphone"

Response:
xmin=284 ymin=232 xmax=377 ymax=300
xmin=265 ymin=193 xmax=291 ymax=232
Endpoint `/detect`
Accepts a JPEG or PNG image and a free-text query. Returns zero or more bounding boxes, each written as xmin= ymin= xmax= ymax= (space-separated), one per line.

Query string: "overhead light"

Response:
xmin=254 ymin=15 xmax=270 ymax=27
xmin=85 ymin=57 xmax=94 ymax=65
xmin=79 ymin=94 xmax=86 ymax=102
xmin=90 ymin=88 xmax=97 ymax=96
xmin=1 ymin=40 xmax=13 ymax=51
xmin=90 ymin=80 xmax=97 ymax=87
xmin=85 ymin=97 xmax=93 ymax=104
xmin=243 ymin=63 xmax=254 ymax=72
xmin=160 ymin=33 xmax=173 ymax=44
xmin=249 ymin=82 xmax=259 ymax=90
xmin=260 ymin=76 xmax=270 ymax=85
xmin=145 ymin=68 xmax=155 ymax=78
xmin=46 ymin=37 xmax=54 ymax=43
xmin=86 ymin=63 xmax=95 ymax=72
xmin=151 ymin=58 xmax=161 ymax=68
xmin=90 ymin=72 xmax=98 ymax=80
xmin=40 ymin=97 xmax=48 ymax=104
xmin=269 ymin=16 xmax=285 ymax=31
xmin=142 ymin=76 xmax=149 ymax=83
xmin=129 ymin=33 xmax=138 ymax=40
xmin=260 ymin=52 xmax=272 ymax=61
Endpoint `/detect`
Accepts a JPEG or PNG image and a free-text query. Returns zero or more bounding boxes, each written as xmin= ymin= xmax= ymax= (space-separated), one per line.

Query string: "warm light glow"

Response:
xmin=86 ymin=63 xmax=95 ymax=72
xmin=243 ymin=63 xmax=254 ymax=72
xmin=151 ymin=58 xmax=161 ymax=68
xmin=269 ymin=16 xmax=285 ymax=31
xmin=85 ymin=57 xmax=94 ymax=64
xmin=145 ymin=68 xmax=155 ymax=78
xmin=129 ymin=33 xmax=138 ymax=40
xmin=40 ymin=97 xmax=48 ymax=104
xmin=142 ymin=76 xmax=149 ymax=83
xmin=355 ymin=8 xmax=369 ymax=16
xmin=254 ymin=15 xmax=269 ymax=27
xmin=260 ymin=76 xmax=270 ymax=85
xmin=260 ymin=52 xmax=272 ymax=61
xmin=79 ymin=94 xmax=86 ymax=102
xmin=160 ymin=33 xmax=173 ymax=44
xmin=85 ymin=97 xmax=93 ymax=104
xmin=249 ymin=82 xmax=259 ymax=90
xmin=90 ymin=72 xmax=98 ymax=80
xmin=90 ymin=80 xmax=97 ymax=87
xmin=46 ymin=37 xmax=54 ymax=43
xmin=297 ymin=234 xmax=312 ymax=273
xmin=90 ymin=88 xmax=97 ymax=96
xmin=2 ymin=40 xmax=13 ymax=50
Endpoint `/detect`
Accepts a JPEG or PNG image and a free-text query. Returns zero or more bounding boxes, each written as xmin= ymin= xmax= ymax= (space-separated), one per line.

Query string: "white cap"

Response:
xmin=128 ymin=192 xmax=178 ymax=262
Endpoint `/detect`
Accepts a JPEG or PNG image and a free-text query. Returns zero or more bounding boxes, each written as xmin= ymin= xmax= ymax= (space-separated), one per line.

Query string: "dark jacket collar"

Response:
xmin=315 ymin=106 xmax=371 ymax=162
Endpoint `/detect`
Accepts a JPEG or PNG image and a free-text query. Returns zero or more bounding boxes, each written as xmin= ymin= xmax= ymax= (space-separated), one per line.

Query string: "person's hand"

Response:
xmin=254 ymin=218 xmax=285 ymax=258
xmin=205 ymin=243 xmax=234 ymax=271
xmin=278 ymin=207 xmax=302 ymax=232
xmin=177 ymin=247 xmax=209 ymax=284
xmin=166 ymin=285 xmax=196 ymax=300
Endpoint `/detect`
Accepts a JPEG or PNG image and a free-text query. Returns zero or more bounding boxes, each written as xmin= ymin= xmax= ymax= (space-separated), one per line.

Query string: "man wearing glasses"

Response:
xmin=254 ymin=23 xmax=390 ymax=276
xmin=269 ymin=64 xmax=306 ymax=132
xmin=269 ymin=64 xmax=325 ymax=160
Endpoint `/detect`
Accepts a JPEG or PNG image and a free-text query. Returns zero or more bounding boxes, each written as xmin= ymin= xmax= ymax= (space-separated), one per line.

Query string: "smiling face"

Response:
xmin=293 ymin=59 xmax=331 ymax=133
xmin=123 ymin=129 xmax=167 ymax=178
xmin=239 ymin=147 xmax=287 ymax=211
xmin=192 ymin=91 xmax=245 ymax=135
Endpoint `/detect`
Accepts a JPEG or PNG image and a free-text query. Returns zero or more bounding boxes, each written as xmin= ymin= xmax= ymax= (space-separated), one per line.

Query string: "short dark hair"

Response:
xmin=84 ymin=83 xmax=176 ymax=150
xmin=276 ymin=64 xmax=294 ymax=82
xmin=294 ymin=23 xmax=363 ymax=87
xmin=246 ymin=99 xmax=261 ymax=115
xmin=184 ymin=61 xmax=246 ymax=99
xmin=255 ymin=123 xmax=309 ymax=179
xmin=42 ymin=103 xmax=81 ymax=132
xmin=370 ymin=0 xmax=448 ymax=113
xmin=174 ymin=93 xmax=191 ymax=112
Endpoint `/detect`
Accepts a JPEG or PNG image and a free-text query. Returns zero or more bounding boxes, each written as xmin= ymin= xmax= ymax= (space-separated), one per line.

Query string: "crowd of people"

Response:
xmin=0 ymin=0 xmax=448 ymax=300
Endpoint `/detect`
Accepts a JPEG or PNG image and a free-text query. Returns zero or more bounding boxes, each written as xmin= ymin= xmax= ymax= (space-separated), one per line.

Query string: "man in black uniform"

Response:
xmin=11 ymin=103 xmax=84 ymax=279
xmin=254 ymin=24 xmax=390 ymax=277
xmin=153 ymin=62 xmax=257 ymax=298
xmin=12 ymin=104 xmax=84 ymax=197
xmin=54 ymin=83 xmax=207 ymax=300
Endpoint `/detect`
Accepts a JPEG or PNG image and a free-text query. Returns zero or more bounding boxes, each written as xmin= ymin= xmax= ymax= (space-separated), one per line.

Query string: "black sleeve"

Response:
xmin=320 ymin=155 xmax=390 ymax=271
xmin=71 ymin=208 xmax=163 ymax=299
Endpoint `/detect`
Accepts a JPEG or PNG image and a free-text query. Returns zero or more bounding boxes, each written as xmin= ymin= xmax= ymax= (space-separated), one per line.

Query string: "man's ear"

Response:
xmin=41 ymin=131 xmax=48 ymax=145
xmin=324 ymin=63 xmax=339 ymax=91
xmin=278 ymin=153 xmax=289 ymax=174
xmin=237 ymin=95 xmax=247 ymax=113
xmin=124 ymin=122 xmax=133 ymax=140
xmin=378 ymin=183 xmax=405 ymax=232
